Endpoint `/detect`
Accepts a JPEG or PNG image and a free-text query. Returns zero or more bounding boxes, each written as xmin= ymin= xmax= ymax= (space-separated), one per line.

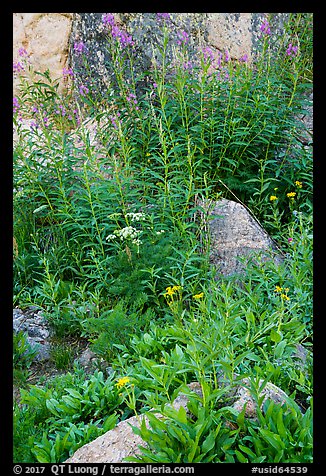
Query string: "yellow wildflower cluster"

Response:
xmin=163 ymin=285 xmax=182 ymax=298
xmin=274 ymin=286 xmax=290 ymax=301
xmin=193 ymin=292 xmax=204 ymax=300
xmin=115 ymin=377 xmax=130 ymax=389
xmin=270 ymin=182 xmax=302 ymax=203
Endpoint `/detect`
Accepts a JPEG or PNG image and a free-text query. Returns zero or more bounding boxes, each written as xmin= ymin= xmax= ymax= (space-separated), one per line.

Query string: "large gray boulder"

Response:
xmin=203 ymin=198 xmax=283 ymax=277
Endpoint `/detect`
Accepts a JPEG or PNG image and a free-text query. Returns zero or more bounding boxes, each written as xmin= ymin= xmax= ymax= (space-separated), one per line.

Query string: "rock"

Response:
xmin=13 ymin=307 xmax=51 ymax=362
xmin=66 ymin=382 xmax=202 ymax=463
xmin=14 ymin=13 xmax=292 ymax=97
xmin=232 ymin=378 xmax=290 ymax=418
xmin=65 ymin=414 xmax=146 ymax=463
xmin=13 ymin=13 xmax=73 ymax=95
xmin=203 ymin=198 xmax=283 ymax=277
xmin=66 ymin=379 xmax=292 ymax=463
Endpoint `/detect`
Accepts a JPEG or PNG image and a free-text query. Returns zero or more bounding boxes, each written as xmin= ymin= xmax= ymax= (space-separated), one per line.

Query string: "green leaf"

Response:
xmin=258 ymin=428 xmax=285 ymax=452
xmin=202 ymin=431 xmax=216 ymax=455
xmin=270 ymin=329 xmax=283 ymax=343
xmin=234 ymin=449 xmax=249 ymax=462
xmin=103 ymin=413 xmax=118 ymax=432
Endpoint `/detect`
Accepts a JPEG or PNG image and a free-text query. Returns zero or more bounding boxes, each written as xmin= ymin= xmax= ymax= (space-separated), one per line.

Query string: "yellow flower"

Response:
xmin=295 ymin=181 xmax=302 ymax=188
xmin=270 ymin=195 xmax=278 ymax=201
xmin=193 ymin=292 xmax=204 ymax=300
xmin=164 ymin=286 xmax=175 ymax=297
xmin=274 ymin=285 xmax=283 ymax=293
xmin=281 ymin=293 xmax=290 ymax=301
xmin=146 ymin=152 xmax=151 ymax=156
xmin=172 ymin=285 xmax=182 ymax=292
xmin=287 ymin=192 xmax=296 ymax=198
xmin=115 ymin=377 xmax=130 ymax=389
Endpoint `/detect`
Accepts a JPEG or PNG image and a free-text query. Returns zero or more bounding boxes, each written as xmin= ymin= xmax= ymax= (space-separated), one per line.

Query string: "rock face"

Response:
xmin=13 ymin=13 xmax=73 ymax=94
xmin=204 ymin=198 xmax=283 ymax=277
xmin=13 ymin=13 xmax=293 ymax=96
xmin=65 ymin=379 xmax=293 ymax=463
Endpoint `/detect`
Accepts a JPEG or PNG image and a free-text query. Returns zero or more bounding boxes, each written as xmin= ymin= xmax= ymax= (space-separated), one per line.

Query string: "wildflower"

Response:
xmin=106 ymin=234 xmax=116 ymax=241
xmin=183 ymin=61 xmax=193 ymax=70
xmin=288 ymin=237 xmax=293 ymax=243
xmin=102 ymin=13 xmax=115 ymax=27
xmin=74 ymin=41 xmax=86 ymax=55
xmin=115 ymin=377 xmax=130 ymax=389
xmin=281 ymin=293 xmax=290 ymax=301
xmin=286 ymin=43 xmax=298 ymax=57
xmin=13 ymin=97 xmax=20 ymax=114
xmin=62 ymin=67 xmax=74 ymax=79
xmin=79 ymin=84 xmax=89 ymax=96
xmin=193 ymin=292 xmax=204 ymax=300
xmin=287 ymin=192 xmax=296 ymax=198
xmin=274 ymin=285 xmax=283 ymax=293
xmin=202 ymin=46 xmax=214 ymax=62
xmin=153 ymin=82 xmax=158 ymax=88
xmin=126 ymin=212 xmax=146 ymax=221
xmin=30 ymin=120 xmax=39 ymax=131
xmin=157 ymin=13 xmax=171 ymax=22
xmin=111 ymin=25 xmax=134 ymax=47
xmin=260 ymin=19 xmax=271 ymax=35
xmin=18 ymin=47 xmax=28 ymax=57
xmin=270 ymin=195 xmax=278 ymax=201
xmin=164 ymin=286 xmax=175 ymax=297
xmin=177 ymin=30 xmax=189 ymax=46
xmin=295 ymin=181 xmax=302 ymax=188
xmin=13 ymin=61 xmax=24 ymax=74
xmin=172 ymin=285 xmax=182 ymax=292
xmin=225 ymin=49 xmax=230 ymax=62
xmin=240 ymin=53 xmax=249 ymax=62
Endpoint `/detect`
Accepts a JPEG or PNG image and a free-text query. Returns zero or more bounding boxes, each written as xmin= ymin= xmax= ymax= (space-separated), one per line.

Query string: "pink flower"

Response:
xmin=74 ymin=41 xmax=86 ymax=55
xmin=18 ymin=47 xmax=28 ymax=57
xmin=260 ymin=19 xmax=271 ymax=35
xmin=79 ymin=85 xmax=89 ymax=96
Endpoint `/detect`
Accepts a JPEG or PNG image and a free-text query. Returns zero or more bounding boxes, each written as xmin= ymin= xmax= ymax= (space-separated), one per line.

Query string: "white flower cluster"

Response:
xmin=106 ymin=226 xmax=142 ymax=246
xmin=126 ymin=212 xmax=146 ymax=222
xmin=156 ymin=230 xmax=165 ymax=235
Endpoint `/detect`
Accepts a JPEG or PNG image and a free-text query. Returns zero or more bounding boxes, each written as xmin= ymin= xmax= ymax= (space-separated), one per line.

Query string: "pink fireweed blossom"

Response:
xmin=74 ymin=41 xmax=87 ymax=55
xmin=260 ymin=19 xmax=271 ymax=35
xmin=286 ymin=43 xmax=299 ymax=57
xmin=102 ymin=13 xmax=115 ymax=27
xmin=62 ymin=67 xmax=74 ymax=79
xmin=13 ymin=97 xmax=20 ymax=114
xmin=225 ymin=49 xmax=230 ymax=62
xmin=157 ymin=13 xmax=171 ymax=22
xmin=13 ymin=61 xmax=25 ymax=74
xmin=202 ymin=46 xmax=214 ymax=62
xmin=177 ymin=30 xmax=189 ymax=46
xmin=110 ymin=24 xmax=134 ymax=47
xmin=18 ymin=47 xmax=28 ymax=57
xmin=79 ymin=84 xmax=89 ymax=96
xmin=240 ymin=53 xmax=249 ymax=62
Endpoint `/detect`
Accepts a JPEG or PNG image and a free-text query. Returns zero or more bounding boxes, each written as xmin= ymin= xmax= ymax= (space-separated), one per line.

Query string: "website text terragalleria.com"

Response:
xmin=50 ymin=465 xmax=194 ymax=475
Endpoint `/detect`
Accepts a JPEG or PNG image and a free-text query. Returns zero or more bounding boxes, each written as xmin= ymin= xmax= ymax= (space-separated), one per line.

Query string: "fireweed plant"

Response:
xmin=13 ymin=13 xmax=312 ymax=463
